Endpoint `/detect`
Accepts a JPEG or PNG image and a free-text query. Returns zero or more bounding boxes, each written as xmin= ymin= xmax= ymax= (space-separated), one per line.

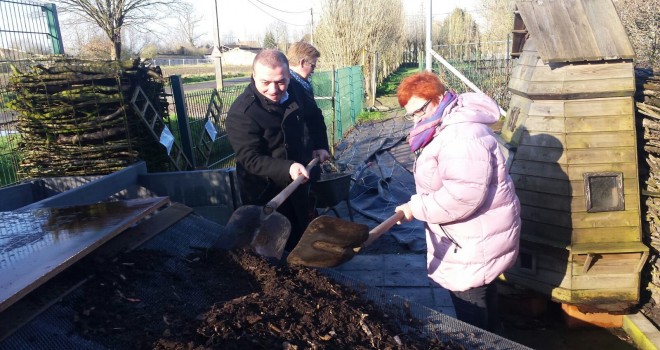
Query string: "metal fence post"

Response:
xmin=169 ymin=75 xmax=196 ymax=169
xmin=42 ymin=4 xmax=64 ymax=54
xmin=371 ymin=51 xmax=378 ymax=107
xmin=334 ymin=67 xmax=342 ymax=144
xmin=349 ymin=66 xmax=356 ymax=125
xmin=330 ymin=65 xmax=337 ymax=150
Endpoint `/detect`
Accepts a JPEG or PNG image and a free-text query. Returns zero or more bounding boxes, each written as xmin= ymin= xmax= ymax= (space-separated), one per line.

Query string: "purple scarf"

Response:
xmin=408 ymin=91 xmax=457 ymax=152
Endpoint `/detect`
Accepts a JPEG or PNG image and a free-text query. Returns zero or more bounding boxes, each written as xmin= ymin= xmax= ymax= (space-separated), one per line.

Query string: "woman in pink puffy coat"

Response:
xmin=395 ymin=71 xmax=521 ymax=331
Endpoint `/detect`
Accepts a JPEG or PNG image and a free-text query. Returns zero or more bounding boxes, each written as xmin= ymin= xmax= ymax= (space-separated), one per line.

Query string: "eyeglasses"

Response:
xmin=308 ymin=62 xmax=316 ymax=69
xmin=403 ymin=99 xmax=431 ymax=121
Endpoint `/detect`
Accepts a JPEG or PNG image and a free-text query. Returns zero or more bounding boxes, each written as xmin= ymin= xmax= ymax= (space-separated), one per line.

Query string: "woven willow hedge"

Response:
xmin=8 ymin=57 xmax=171 ymax=177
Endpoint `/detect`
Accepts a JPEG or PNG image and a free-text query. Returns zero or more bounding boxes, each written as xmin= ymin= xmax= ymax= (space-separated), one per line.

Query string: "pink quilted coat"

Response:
xmin=408 ymin=92 xmax=521 ymax=292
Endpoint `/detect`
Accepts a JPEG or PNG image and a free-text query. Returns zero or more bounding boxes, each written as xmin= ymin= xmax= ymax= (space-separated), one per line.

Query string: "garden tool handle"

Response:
xmin=264 ymin=157 xmax=319 ymax=214
xmin=363 ymin=211 xmax=405 ymax=247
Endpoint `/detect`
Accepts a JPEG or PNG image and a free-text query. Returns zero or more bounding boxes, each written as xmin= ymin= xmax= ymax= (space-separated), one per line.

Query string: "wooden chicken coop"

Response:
xmin=499 ymin=0 xmax=649 ymax=312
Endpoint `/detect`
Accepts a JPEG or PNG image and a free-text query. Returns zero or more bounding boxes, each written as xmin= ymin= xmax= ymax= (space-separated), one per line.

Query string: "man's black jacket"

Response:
xmin=225 ymin=79 xmax=329 ymax=206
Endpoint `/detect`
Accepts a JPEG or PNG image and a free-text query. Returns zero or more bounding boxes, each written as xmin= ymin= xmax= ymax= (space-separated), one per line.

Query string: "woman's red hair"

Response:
xmin=396 ymin=71 xmax=446 ymax=107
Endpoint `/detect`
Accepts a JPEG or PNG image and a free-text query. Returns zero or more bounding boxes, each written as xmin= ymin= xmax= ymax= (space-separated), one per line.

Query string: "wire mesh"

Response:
xmin=431 ymin=40 xmax=513 ymax=109
xmin=0 ymin=0 xmax=62 ymax=188
xmin=174 ymin=84 xmax=246 ymax=169
xmin=311 ymin=70 xmax=334 ymax=148
xmin=312 ymin=65 xmax=364 ymax=148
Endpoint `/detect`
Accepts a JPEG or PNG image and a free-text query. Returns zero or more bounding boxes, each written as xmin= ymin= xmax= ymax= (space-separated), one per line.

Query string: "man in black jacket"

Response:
xmin=226 ymin=49 xmax=330 ymax=251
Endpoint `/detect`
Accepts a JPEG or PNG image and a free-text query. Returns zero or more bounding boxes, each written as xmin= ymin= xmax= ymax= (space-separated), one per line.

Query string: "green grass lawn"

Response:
xmin=355 ymin=64 xmax=420 ymax=122
xmin=181 ymin=72 xmax=247 ymax=84
xmin=376 ymin=65 xmax=421 ymax=96
xmin=357 ymin=110 xmax=386 ymax=122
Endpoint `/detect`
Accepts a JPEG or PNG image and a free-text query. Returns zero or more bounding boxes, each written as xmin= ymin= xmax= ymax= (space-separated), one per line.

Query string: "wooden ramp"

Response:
xmin=0 ymin=197 xmax=170 ymax=312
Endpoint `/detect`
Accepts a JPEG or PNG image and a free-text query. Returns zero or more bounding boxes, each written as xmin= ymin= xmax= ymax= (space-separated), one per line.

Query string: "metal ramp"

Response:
xmin=129 ymin=87 xmax=193 ymax=171
xmin=0 ymin=197 xmax=170 ymax=313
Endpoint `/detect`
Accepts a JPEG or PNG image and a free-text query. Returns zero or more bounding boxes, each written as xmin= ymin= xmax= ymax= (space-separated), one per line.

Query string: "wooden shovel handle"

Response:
xmin=363 ymin=210 xmax=405 ymax=246
xmin=264 ymin=157 xmax=319 ymax=214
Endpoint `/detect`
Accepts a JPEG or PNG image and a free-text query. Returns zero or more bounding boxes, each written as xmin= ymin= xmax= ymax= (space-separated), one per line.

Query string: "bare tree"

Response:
xmin=140 ymin=43 xmax=159 ymax=59
xmin=78 ymin=33 xmax=114 ymax=58
xmin=404 ymin=3 xmax=425 ymax=63
xmin=474 ymin=0 xmax=515 ymax=43
xmin=435 ymin=8 xmax=481 ymax=61
xmin=269 ymin=22 xmax=289 ymax=53
xmin=176 ymin=1 xmax=203 ymax=48
xmin=123 ymin=27 xmax=152 ymax=57
xmin=223 ymin=31 xmax=237 ymax=45
xmin=54 ymin=0 xmax=184 ymax=60
xmin=315 ymin=0 xmax=405 ymax=102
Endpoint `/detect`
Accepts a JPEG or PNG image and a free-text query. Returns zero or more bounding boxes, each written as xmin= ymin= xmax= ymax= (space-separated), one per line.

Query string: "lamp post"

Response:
xmin=425 ymin=0 xmax=432 ymax=72
xmin=310 ymin=8 xmax=314 ymax=45
xmin=213 ymin=0 xmax=224 ymax=90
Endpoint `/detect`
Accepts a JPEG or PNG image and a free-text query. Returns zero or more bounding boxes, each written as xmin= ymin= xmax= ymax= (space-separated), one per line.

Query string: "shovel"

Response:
xmin=221 ymin=158 xmax=319 ymax=260
xmin=287 ymin=210 xmax=405 ymax=268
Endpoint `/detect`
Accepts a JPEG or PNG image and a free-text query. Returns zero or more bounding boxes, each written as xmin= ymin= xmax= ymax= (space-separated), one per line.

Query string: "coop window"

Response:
xmin=583 ymin=172 xmax=624 ymax=212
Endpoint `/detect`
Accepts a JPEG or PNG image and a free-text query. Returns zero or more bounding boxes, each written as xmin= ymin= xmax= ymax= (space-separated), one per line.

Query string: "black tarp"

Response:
xmin=334 ymin=115 xmax=426 ymax=252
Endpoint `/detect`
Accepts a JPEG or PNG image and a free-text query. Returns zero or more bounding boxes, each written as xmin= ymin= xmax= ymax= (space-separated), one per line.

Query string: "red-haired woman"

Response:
xmin=395 ymin=71 xmax=520 ymax=331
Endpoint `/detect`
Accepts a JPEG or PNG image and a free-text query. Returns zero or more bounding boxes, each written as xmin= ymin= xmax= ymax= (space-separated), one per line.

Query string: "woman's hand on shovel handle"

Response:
xmin=395 ymin=203 xmax=414 ymax=224
xmin=289 ymin=162 xmax=310 ymax=183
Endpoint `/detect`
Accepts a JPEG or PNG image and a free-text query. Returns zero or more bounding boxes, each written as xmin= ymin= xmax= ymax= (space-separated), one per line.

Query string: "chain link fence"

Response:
xmin=312 ymin=65 xmax=364 ymax=148
xmin=173 ymin=85 xmax=245 ymax=170
xmin=430 ymin=39 xmax=513 ymax=110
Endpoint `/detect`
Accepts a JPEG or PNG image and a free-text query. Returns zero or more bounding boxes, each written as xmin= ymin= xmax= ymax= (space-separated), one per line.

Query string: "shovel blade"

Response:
xmin=287 ymin=216 xmax=369 ymax=268
xmin=220 ymin=205 xmax=290 ymax=260
xmin=249 ymin=212 xmax=290 ymax=259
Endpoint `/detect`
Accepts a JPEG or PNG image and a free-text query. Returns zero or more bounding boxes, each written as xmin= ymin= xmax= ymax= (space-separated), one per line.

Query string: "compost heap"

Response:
xmin=71 ymin=248 xmax=461 ymax=350
xmin=7 ymin=57 xmax=171 ymax=177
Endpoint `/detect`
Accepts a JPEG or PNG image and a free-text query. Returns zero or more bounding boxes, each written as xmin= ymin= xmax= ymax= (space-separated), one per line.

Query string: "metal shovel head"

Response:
xmin=287 ymin=215 xmax=369 ymax=268
xmin=223 ymin=204 xmax=291 ymax=260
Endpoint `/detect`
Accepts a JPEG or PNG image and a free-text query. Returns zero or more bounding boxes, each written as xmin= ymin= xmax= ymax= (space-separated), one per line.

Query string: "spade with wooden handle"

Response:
xmin=287 ymin=211 xmax=405 ymax=268
xmin=219 ymin=158 xmax=319 ymax=260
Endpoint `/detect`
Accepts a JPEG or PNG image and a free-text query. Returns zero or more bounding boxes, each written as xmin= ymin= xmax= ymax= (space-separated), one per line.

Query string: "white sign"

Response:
xmin=159 ymin=126 xmax=174 ymax=155
xmin=205 ymin=119 xmax=218 ymax=141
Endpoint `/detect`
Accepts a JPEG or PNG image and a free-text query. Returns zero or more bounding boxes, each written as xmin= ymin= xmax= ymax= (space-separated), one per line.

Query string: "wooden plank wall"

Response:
xmin=508 ymin=37 xmax=635 ymax=100
xmin=510 ymin=95 xmax=641 ymax=245
xmin=504 ymin=1 xmax=644 ymax=306
xmin=504 ymin=38 xmax=640 ymax=247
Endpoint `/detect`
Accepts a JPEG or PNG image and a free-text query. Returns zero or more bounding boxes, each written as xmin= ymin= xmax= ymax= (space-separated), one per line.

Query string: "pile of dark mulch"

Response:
xmin=71 ymin=248 xmax=462 ymax=349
